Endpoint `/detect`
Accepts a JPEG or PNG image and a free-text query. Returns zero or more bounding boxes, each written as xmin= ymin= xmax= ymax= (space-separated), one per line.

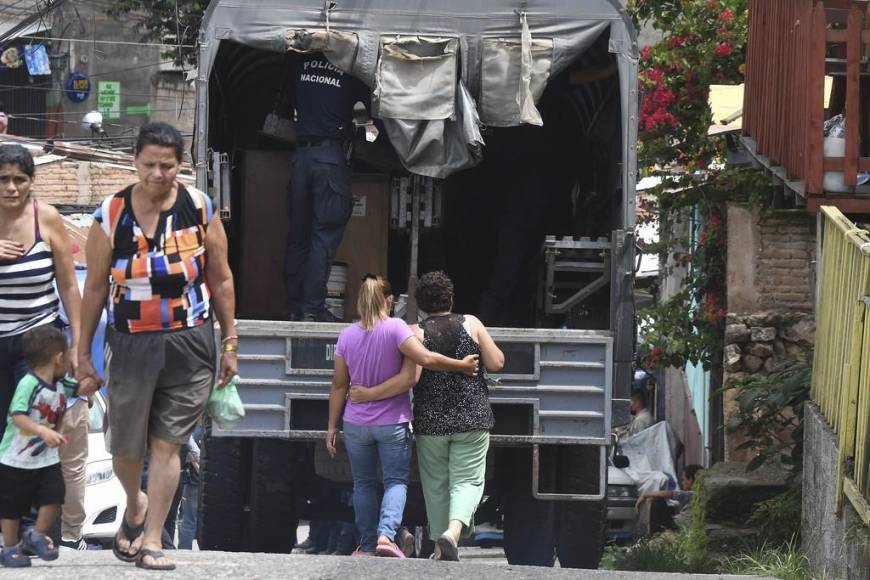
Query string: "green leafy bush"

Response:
xmin=748 ymin=487 xmax=803 ymax=546
xmin=718 ymin=357 xmax=812 ymax=475
xmin=607 ymin=478 xmax=711 ymax=573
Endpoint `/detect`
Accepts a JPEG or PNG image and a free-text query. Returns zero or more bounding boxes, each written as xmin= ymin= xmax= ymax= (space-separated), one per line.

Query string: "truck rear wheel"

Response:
xmin=248 ymin=439 xmax=299 ymax=553
xmin=556 ymin=501 xmax=606 ymax=568
xmin=199 ymin=434 xmax=249 ymax=551
xmin=502 ymin=490 xmax=557 ymax=566
xmin=555 ymin=446 xmax=606 ymax=569
xmin=200 ymin=432 xmax=300 ymax=553
xmin=500 ymin=448 xmax=556 ymax=567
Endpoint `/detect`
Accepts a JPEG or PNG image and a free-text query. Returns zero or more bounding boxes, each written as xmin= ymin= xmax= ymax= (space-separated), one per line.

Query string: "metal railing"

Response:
xmin=744 ymin=1 xmax=870 ymax=209
xmin=812 ymin=206 xmax=870 ymax=524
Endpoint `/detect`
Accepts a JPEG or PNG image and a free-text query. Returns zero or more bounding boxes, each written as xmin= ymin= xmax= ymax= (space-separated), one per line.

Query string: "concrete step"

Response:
xmin=701 ymin=461 xmax=789 ymax=524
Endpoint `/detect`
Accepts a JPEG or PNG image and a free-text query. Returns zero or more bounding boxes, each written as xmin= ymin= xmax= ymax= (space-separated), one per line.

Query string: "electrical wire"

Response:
xmin=9 ymin=111 xmax=188 ymax=130
xmin=0 ymin=0 xmax=42 ymax=16
xmin=7 ymin=107 xmax=191 ymax=117
xmin=0 ymin=81 xmax=195 ymax=102
xmin=0 ymin=0 xmax=63 ymax=45
xmin=174 ymin=0 xmax=186 ymax=121
xmin=0 ymin=1 xmax=197 ymax=135
xmin=88 ymin=59 xmax=178 ymax=79
xmin=0 ymin=133 xmax=192 ymax=144
xmin=15 ymin=34 xmax=195 ymax=49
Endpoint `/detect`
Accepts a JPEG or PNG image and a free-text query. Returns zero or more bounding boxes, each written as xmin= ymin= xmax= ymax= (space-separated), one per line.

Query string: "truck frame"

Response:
xmin=194 ymin=0 xmax=639 ymax=568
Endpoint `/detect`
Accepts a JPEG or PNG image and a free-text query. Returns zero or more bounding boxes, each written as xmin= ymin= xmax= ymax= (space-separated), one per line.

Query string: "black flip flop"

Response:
xmin=112 ymin=509 xmax=146 ymax=563
xmin=136 ymin=549 xmax=176 ymax=571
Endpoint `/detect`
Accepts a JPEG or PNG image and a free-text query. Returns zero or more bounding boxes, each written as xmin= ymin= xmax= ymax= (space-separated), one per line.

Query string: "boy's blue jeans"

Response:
xmin=342 ymin=422 xmax=411 ymax=552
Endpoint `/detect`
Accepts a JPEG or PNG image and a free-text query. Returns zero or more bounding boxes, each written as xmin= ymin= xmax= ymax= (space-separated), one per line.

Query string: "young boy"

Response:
xmin=635 ymin=464 xmax=705 ymax=534
xmin=0 ymin=325 xmax=77 ymax=567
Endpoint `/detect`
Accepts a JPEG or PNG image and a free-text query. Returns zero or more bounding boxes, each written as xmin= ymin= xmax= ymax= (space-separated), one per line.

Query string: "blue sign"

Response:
xmin=64 ymin=72 xmax=90 ymax=103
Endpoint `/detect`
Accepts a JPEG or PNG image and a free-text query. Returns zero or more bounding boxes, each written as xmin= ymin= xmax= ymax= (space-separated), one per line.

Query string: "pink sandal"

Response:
xmin=375 ymin=541 xmax=406 ymax=558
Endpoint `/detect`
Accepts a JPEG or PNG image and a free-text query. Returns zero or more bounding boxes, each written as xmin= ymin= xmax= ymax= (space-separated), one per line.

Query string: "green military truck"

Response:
xmin=194 ymin=0 xmax=638 ymax=568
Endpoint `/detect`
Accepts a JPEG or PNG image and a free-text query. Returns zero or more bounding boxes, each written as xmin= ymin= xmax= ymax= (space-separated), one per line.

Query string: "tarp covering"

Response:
xmin=618 ymin=421 xmax=681 ymax=494
xmin=197 ymin=0 xmax=637 ymax=181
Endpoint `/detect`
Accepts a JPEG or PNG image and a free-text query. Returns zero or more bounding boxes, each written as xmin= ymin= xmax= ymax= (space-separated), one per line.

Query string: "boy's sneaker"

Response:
xmin=58 ymin=537 xmax=89 ymax=551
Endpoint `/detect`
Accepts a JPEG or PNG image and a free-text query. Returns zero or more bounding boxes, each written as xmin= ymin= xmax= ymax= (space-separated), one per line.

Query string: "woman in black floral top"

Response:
xmin=351 ymin=271 xmax=504 ymax=561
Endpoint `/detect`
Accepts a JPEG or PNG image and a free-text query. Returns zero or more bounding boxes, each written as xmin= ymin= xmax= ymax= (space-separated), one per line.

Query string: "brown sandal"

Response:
xmin=136 ymin=549 xmax=176 ymax=571
xmin=112 ymin=509 xmax=146 ymax=563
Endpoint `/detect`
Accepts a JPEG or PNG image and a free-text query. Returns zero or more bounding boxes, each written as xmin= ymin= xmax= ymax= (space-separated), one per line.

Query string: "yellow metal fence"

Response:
xmin=813 ymin=206 xmax=870 ymax=524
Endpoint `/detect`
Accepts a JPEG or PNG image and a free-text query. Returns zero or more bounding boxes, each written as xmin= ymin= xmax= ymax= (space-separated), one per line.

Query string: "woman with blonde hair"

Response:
xmin=326 ymin=275 xmax=477 ymax=558
xmin=351 ymin=271 xmax=504 ymax=561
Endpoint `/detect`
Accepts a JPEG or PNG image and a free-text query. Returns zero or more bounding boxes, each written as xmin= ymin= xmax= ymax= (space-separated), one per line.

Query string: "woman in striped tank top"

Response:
xmin=0 ymin=144 xmax=81 ymax=425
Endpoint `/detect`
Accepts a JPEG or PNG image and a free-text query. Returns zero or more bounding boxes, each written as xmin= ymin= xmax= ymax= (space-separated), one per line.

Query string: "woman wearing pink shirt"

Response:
xmin=326 ymin=276 xmax=477 ymax=558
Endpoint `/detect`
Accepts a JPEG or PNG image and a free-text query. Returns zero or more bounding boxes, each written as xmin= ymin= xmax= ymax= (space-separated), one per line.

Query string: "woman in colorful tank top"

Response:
xmin=0 ymin=144 xmax=81 ymax=434
xmin=76 ymin=123 xmax=238 ymax=571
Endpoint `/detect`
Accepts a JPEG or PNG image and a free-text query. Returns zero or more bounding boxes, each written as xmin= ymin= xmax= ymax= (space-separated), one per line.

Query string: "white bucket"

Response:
xmin=823 ymin=137 xmax=849 ymax=193
xmin=326 ymin=262 xmax=347 ymax=321
xmin=327 ymin=262 xmax=348 ymax=298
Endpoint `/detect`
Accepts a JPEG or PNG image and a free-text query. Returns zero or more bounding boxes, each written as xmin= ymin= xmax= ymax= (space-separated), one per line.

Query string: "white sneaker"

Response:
xmin=58 ymin=537 xmax=88 ymax=551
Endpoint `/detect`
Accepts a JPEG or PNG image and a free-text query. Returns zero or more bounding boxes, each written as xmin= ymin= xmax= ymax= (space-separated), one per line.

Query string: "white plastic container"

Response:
xmin=327 ymin=262 xmax=348 ymax=298
xmin=823 ymin=136 xmax=849 ymax=193
xmin=325 ymin=262 xmax=348 ymax=321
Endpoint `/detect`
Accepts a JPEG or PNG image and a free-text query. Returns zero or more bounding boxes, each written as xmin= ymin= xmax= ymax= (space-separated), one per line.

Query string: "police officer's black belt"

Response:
xmin=297 ymin=137 xmax=343 ymax=147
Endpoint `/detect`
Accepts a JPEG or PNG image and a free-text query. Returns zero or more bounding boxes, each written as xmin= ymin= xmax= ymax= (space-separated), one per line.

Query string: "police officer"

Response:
xmin=285 ymin=52 xmax=369 ymax=322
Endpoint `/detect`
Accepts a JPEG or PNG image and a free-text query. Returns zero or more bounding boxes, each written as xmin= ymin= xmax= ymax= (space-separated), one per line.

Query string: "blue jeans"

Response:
xmin=284 ymin=140 xmax=353 ymax=317
xmin=178 ymin=481 xmax=199 ymax=549
xmin=342 ymin=421 xmax=411 ymax=552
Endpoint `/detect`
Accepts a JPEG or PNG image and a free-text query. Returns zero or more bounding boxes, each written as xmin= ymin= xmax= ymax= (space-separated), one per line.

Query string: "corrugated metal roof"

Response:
xmin=0 ymin=0 xmax=50 ymax=38
xmin=0 ymin=0 xmax=44 ymax=20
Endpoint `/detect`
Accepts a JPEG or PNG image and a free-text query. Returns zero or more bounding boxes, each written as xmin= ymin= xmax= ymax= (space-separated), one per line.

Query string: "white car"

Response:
xmin=606 ymin=463 xmax=638 ymax=543
xmin=81 ymin=392 xmax=126 ymax=545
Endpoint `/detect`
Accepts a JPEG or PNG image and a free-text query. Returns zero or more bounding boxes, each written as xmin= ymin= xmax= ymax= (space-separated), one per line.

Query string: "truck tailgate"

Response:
xmin=219 ymin=321 xmax=613 ymax=445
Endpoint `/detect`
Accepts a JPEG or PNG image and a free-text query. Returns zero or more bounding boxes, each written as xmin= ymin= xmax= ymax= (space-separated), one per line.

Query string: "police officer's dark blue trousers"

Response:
xmin=285 ymin=139 xmax=354 ymax=318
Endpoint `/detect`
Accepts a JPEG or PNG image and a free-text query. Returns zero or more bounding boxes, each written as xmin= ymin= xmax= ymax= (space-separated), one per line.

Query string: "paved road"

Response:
xmin=18 ymin=551 xmax=773 ymax=579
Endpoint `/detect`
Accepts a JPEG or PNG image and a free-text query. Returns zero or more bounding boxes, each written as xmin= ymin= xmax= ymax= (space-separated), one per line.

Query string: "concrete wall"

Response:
xmin=654 ymin=211 xmax=708 ymax=466
xmin=662 ymin=368 xmax=705 ymax=465
xmin=47 ymin=5 xmax=194 ymax=148
xmin=803 ymin=404 xmax=870 ymax=580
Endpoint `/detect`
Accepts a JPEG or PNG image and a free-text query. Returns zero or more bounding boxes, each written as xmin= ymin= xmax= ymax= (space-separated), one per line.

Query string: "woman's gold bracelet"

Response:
xmin=222 ymin=343 xmax=239 ymax=353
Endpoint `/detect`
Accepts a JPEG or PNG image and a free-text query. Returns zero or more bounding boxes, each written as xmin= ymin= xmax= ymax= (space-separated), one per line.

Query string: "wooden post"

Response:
xmin=807 ymin=2 xmax=827 ymax=195
xmin=844 ymin=5 xmax=862 ymax=187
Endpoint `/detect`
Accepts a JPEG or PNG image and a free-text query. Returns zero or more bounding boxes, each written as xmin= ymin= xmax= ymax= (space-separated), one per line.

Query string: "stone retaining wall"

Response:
xmin=724 ymin=311 xmax=814 ymax=375
xmin=723 ymin=310 xmax=814 ymax=462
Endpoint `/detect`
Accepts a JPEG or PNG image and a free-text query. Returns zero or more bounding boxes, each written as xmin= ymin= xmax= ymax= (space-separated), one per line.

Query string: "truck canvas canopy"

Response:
xmin=197 ymin=0 xmax=638 ymax=189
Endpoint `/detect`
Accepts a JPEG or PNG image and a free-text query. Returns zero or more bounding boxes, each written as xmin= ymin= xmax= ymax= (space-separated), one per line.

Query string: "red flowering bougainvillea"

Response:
xmin=628 ymin=0 xmax=771 ymax=370
xmin=634 ymin=0 xmax=748 ymax=170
